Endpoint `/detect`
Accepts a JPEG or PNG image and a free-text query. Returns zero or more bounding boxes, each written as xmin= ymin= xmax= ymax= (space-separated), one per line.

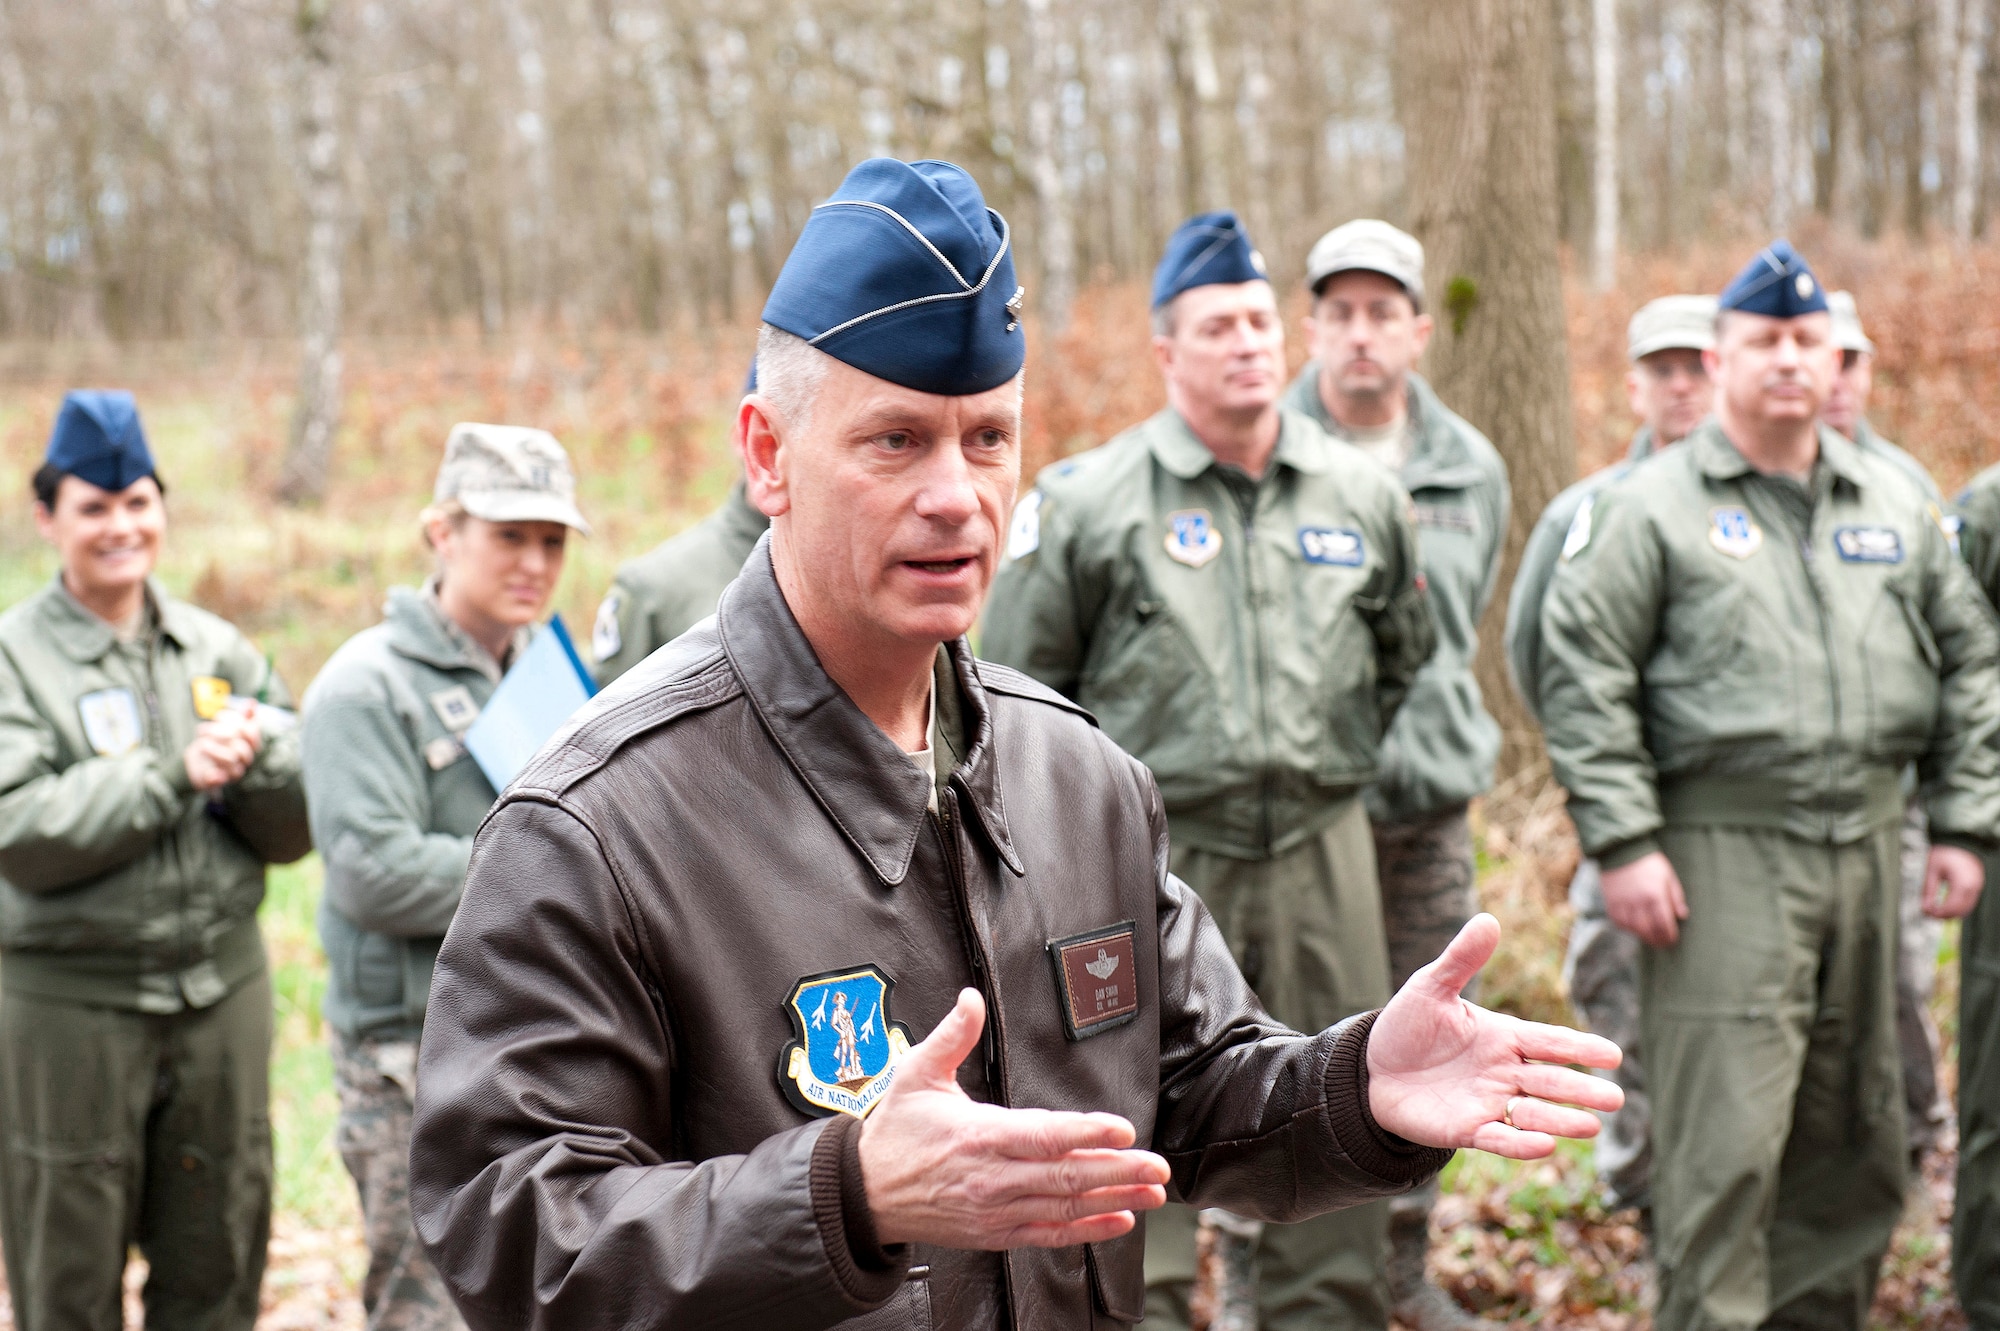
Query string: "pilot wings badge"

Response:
xmin=1047 ymin=922 xmax=1140 ymax=1041
xmin=778 ymin=965 xmax=914 ymax=1120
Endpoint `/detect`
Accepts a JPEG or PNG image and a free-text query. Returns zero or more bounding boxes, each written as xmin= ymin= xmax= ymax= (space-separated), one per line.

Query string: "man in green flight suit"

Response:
xmin=1942 ymin=464 xmax=2000 ymax=1330
xmin=982 ymin=210 xmax=1435 ymax=1331
xmin=1506 ymin=292 xmax=1715 ymax=1225
xmin=1538 ymin=241 xmax=2000 ymax=1331
xmin=591 ymin=365 xmax=769 ymax=685
xmin=1279 ymin=219 xmax=1507 ymax=1331
xmin=0 ymin=390 xmax=312 ymax=1331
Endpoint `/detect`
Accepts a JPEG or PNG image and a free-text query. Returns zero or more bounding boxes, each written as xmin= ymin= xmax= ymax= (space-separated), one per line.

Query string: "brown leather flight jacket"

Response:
xmin=410 ymin=542 xmax=1450 ymax=1331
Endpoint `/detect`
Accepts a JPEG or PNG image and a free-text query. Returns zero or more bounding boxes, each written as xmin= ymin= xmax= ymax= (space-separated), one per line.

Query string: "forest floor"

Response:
xmin=0 ymin=244 xmax=1987 ymax=1325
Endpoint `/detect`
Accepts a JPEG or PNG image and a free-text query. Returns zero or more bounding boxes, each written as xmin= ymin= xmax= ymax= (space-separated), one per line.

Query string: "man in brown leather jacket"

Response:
xmin=408 ymin=158 xmax=1619 ymax=1331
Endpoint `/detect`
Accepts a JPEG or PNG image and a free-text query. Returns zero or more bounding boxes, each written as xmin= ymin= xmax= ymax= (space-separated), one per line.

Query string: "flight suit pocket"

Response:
xmin=1862 ymin=583 xmax=1942 ymax=752
xmin=1087 ymin=1231 xmax=1146 ymax=1323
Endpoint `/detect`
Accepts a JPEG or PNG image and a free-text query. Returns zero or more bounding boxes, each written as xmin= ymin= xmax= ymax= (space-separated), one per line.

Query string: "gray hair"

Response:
xmin=1150 ymin=296 xmax=1179 ymax=339
xmin=755 ymin=324 xmax=834 ymax=435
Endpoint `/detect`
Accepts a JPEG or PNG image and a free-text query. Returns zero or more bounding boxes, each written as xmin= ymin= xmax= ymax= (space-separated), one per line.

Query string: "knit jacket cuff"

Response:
xmin=1596 ymin=834 xmax=1662 ymax=871
xmin=809 ymin=1114 xmax=910 ymax=1308
xmin=1324 ymin=1010 xmax=1458 ymax=1185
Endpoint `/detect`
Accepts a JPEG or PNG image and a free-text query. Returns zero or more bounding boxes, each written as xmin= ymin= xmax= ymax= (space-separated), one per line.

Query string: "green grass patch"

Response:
xmin=262 ymin=856 xmax=355 ymax=1229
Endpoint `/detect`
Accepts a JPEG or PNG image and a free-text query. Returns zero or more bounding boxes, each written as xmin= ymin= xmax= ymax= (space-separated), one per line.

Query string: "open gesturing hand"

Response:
xmin=1368 ymin=914 xmax=1625 ymax=1161
xmin=857 ymin=989 xmax=1171 ymax=1249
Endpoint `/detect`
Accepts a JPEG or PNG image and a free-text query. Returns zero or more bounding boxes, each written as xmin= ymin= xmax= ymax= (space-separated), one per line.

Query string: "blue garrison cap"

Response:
xmin=43 ymin=390 xmax=155 ymax=492
xmin=1718 ymin=239 xmax=1828 ymax=319
xmin=762 ymin=159 xmax=1024 ymax=397
xmin=1152 ymin=211 xmax=1268 ymax=309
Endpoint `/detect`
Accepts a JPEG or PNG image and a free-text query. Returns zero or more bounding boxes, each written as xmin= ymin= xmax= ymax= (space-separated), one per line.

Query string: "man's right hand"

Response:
xmin=182 ymin=710 xmax=263 ymax=792
xmin=858 ymin=988 xmax=1170 ymax=1250
xmin=1600 ymin=850 xmax=1688 ymax=946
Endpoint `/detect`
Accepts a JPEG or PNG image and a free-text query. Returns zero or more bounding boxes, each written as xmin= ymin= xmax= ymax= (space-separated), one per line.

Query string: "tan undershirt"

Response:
xmin=1345 ymin=414 xmax=1412 ymax=473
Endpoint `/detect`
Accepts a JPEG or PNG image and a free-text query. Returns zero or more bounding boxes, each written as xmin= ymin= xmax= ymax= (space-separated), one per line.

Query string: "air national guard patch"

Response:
xmin=1708 ymin=507 xmax=1763 ymax=560
xmin=1931 ymin=504 xmax=1963 ymax=555
xmin=1299 ymin=527 xmax=1366 ymax=567
xmin=77 ymin=687 xmax=144 ymax=757
xmin=1046 ymin=921 xmax=1140 ymax=1040
xmin=592 ymin=591 xmax=623 ymax=661
xmin=1007 ymin=489 xmax=1043 ymax=561
xmin=1834 ymin=526 xmax=1904 ymax=564
xmin=1561 ymin=495 xmax=1595 ymax=561
xmin=778 ymin=965 xmax=914 ymax=1119
xmin=1164 ymin=509 xmax=1223 ymax=568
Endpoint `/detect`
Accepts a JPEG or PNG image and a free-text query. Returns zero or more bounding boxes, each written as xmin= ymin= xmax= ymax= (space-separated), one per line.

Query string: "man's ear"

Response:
xmin=739 ymin=395 xmax=790 ymax=519
xmin=1701 ymin=345 xmax=1723 ymax=380
xmin=1410 ymin=311 xmax=1435 ymax=359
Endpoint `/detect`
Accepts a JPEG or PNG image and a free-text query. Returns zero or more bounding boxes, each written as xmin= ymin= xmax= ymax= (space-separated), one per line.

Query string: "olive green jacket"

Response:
xmin=1540 ymin=421 xmax=2000 ymax=867
xmin=303 ymin=586 xmax=518 ymax=1042
xmin=981 ymin=406 xmax=1435 ymax=860
xmin=1851 ymin=418 xmax=1939 ymax=501
xmin=1953 ymin=459 xmax=2000 ymax=608
xmin=592 ymin=480 xmax=769 ymax=685
xmin=1505 ymin=426 xmax=1659 ymax=720
xmin=0 ymin=578 xmax=309 ymax=1012
xmin=1283 ymin=366 xmax=1508 ymax=821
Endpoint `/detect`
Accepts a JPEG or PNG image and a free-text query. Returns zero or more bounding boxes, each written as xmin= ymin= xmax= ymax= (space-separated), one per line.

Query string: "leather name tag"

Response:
xmin=1047 ymin=922 xmax=1139 ymax=1041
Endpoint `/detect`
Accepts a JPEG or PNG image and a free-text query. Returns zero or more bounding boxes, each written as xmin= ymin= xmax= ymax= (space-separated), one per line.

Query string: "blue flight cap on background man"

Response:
xmin=43 ymin=390 xmax=155 ymax=492
xmin=762 ymin=159 xmax=1024 ymax=397
xmin=1152 ymin=211 xmax=1268 ymax=309
xmin=1718 ymin=239 xmax=1829 ymax=319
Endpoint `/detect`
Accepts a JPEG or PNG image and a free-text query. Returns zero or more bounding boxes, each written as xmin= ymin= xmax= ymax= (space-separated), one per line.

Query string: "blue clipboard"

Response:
xmin=463 ymin=615 xmax=598 ymax=793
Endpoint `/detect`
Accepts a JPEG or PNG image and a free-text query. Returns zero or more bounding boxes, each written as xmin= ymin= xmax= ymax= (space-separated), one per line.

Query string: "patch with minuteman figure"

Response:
xmin=778 ymin=965 xmax=914 ymax=1120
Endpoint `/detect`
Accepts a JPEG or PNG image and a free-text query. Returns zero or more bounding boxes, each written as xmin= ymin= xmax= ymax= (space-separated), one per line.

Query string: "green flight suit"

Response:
xmin=1945 ymin=460 xmax=2000 ymax=1326
xmin=1539 ymin=423 xmax=2000 ymax=1331
xmin=303 ymin=582 xmax=527 ymax=1331
xmin=0 ymin=578 xmax=310 ymax=1331
xmin=590 ymin=480 xmax=768 ymax=685
xmin=981 ymin=406 xmax=1435 ymax=1331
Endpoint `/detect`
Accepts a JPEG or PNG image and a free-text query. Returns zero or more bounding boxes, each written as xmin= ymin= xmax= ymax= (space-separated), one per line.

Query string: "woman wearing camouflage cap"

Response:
xmin=301 ymin=423 xmax=588 ymax=1331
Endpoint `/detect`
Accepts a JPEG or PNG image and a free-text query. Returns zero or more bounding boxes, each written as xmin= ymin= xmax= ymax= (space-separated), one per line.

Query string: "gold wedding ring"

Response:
xmin=1503 ymin=1096 xmax=1521 ymax=1129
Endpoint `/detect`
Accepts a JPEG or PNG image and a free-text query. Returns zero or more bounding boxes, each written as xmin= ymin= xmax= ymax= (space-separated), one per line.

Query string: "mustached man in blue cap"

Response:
xmin=0 ymin=391 xmax=311 ymax=1328
xmin=986 ymin=211 xmax=1482 ymax=1331
xmin=410 ymin=162 xmax=1621 ymax=1331
xmin=1536 ymin=242 xmax=2000 ymax=1330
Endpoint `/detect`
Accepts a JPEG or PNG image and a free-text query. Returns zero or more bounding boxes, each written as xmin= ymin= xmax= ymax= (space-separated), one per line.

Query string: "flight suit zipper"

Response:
xmin=1229 ymin=481 xmax=1276 ymax=857
xmin=142 ymin=633 xmax=191 ymax=987
xmin=1799 ymin=520 xmax=1843 ymax=839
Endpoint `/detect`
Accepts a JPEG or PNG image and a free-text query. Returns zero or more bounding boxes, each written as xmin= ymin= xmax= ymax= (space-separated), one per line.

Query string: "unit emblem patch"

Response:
xmin=1834 ymin=526 xmax=1904 ymax=564
xmin=190 ymin=676 xmax=233 ymax=721
xmin=77 ymin=688 xmax=144 ymax=757
xmin=428 ymin=686 xmax=480 ymax=733
xmin=1931 ymin=505 xmax=1963 ymax=555
xmin=1007 ymin=489 xmax=1044 ymax=561
xmin=1298 ymin=526 xmax=1366 ymax=567
xmin=778 ymin=965 xmax=914 ymax=1120
xmin=1047 ymin=922 xmax=1140 ymax=1041
xmin=1561 ymin=495 xmax=1595 ymax=561
xmin=1164 ymin=510 xmax=1223 ymax=568
xmin=1708 ymin=507 xmax=1764 ymax=560
xmin=591 ymin=592 xmax=623 ymax=662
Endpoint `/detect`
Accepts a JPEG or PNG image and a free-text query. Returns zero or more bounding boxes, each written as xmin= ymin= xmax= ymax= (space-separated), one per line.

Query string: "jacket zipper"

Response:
xmin=143 ymin=633 xmax=189 ymax=987
xmin=1230 ymin=483 xmax=1276 ymax=856
xmin=1799 ymin=520 xmax=1842 ymax=839
xmin=931 ymin=788 xmax=1005 ymax=1098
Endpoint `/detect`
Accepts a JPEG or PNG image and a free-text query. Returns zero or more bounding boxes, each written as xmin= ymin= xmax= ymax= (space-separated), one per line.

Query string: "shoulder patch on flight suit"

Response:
xmin=1047 ymin=922 xmax=1140 ymax=1040
xmin=77 ymin=688 xmax=144 ymax=757
xmin=190 ymin=676 xmax=232 ymax=720
xmin=591 ymin=591 xmax=623 ymax=662
xmin=1562 ymin=496 xmax=1596 ymax=561
xmin=1164 ymin=510 xmax=1223 ymax=568
xmin=778 ymin=965 xmax=914 ymax=1120
xmin=1299 ymin=527 xmax=1367 ymax=567
xmin=1833 ymin=526 xmax=1904 ymax=564
xmin=428 ymin=686 xmax=480 ymax=733
xmin=1007 ymin=489 xmax=1044 ymax=561
xmin=1708 ymin=507 xmax=1764 ymax=560
xmin=1930 ymin=505 xmax=1963 ymax=556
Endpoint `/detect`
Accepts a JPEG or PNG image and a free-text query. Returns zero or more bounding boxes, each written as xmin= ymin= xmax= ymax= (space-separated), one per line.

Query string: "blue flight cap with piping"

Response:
xmin=43 ymin=390 xmax=155 ymax=493
xmin=761 ymin=158 xmax=1025 ymax=396
xmin=1151 ymin=211 xmax=1269 ymax=309
xmin=1718 ymin=239 xmax=1829 ymax=319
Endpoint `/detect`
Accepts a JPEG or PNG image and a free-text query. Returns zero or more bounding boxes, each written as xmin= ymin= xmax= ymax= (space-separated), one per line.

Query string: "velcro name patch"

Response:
xmin=1834 ymin=525 xmax=1904 ymax=563
xmin=1047 ymin=922 xmax=1139 ymax=1040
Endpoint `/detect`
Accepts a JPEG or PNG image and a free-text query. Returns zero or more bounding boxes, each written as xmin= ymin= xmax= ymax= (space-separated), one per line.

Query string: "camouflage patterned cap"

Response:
xmin=433 ymin=423 xmax=590 ymax=534
xmin=1827 ymin=290 xmax=1876 ymax=357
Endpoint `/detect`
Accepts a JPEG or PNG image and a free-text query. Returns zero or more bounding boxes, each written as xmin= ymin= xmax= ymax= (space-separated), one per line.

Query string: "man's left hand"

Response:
xmin=1923 ymin=844 xmax=1985 ymax=919
xmin=1367 ymin=914 xmax=1624 ymax=1161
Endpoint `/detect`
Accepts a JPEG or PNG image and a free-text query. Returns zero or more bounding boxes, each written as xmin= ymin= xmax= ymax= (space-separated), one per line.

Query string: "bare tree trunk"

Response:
xmin=278 ymin=0 xmax=343 ymax=506
xmin=1591 ymin=0 xmax=1617 ymax=289
xmin=1750 ymin=0 xmax=1791 ymax=228
xmin=1394 ymin=0 xmax=1576 ymax=783
xmin=1958 ymin=0 xmax=1988 ymax=237
xmin=1023 ymin=0 xmax=1075 ymax=330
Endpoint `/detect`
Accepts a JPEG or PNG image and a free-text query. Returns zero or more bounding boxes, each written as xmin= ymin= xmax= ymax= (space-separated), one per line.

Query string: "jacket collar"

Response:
xmin=1146 ymin=406 xmax=1332 ymax=482
xmin=1693 ymin=419 xmax=1868 ymax=492
xmin=716 ymin=535 xmax=1020 ymax=886
xmin=381 ymin=582 xmax=523 ymax=680
xmin=37 ymin=577 xmax=194 ymax=663
xmin=1627 ymin=425 xmax=1659 ymax=462
xmin=1282 ymin=365 xmax=1485 ymax=490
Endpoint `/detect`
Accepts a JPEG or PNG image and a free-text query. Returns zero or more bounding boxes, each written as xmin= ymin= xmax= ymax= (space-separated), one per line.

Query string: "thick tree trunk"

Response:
xmin=277 ymin=0 xmax=343 ymax=506
xmin=1393 ymin=0 xmax=1576 ymax=785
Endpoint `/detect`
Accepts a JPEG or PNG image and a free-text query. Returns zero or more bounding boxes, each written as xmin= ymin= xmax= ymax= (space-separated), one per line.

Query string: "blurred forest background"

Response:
xmin=1 ymin=0 xmax=1997 ymax=1326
